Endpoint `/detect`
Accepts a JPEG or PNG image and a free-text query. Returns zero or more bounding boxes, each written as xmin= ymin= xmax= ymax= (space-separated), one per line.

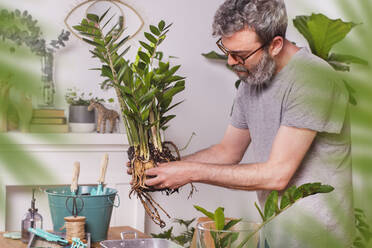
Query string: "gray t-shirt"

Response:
xmin=231 ymin=48 xmax=354 ymax=247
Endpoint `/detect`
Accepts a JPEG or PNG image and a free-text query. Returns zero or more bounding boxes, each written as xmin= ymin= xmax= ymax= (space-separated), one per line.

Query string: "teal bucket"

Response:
xmin=45 ymin=186 xmax=120 ymax=242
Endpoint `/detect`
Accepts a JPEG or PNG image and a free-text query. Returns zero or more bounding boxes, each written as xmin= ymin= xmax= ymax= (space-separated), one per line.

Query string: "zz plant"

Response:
xmin=73 ymin=10 xmax=191 ymax=227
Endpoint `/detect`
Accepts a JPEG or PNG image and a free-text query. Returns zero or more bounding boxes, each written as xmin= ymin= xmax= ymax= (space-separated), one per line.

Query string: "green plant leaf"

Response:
xmin=293 ymin=14 xmax=357 ymax=59
xmin=161 ymin=115 xmax=176 ymax=126
xmin=139 ymin=41 xmax=155 ymax=55
xmin=155 ymin=51 xmax=164 ymax=60
xmin=102 ymin=14 xmax=116 ymax=30
xmin=123 ymin=96 xmax=138 ymax=113
xmin=194 ymin=205 xmax=215 ymax=220
xmin=139 ymin=88 xmax=157 ymax=106
xmin=224 ymin=219 xmax=242 ymax=231
xmin=82 ymin=38 xmax=104 ymax=49
xmin=221 ymin=232 xmax=240 ymax=247
xmin=328 ymin=53 xmax=368 ymax=66
xmin=343 ymin=80 xmax=357 ymax=105
xmin=150 ymin=25 xmax=161 ymax=36
xmin=99 ymin=8 xmax=111 ymax=22
xmin=214 ymin=207 xmax=225 ymax=231
xmin=164 ymin=100 xmax=185 ymax=113
xmin=235 ymin=80 xmax=241 ymax=89
xmin=87 ymin=13 xmax=99 ymax=23
xmin=151 ymin=227 xmax=173 ymax=239
xmin=280 ymin=185 xmax=297 ymax=209
xmin=202 ymin=51 xmax=228 ymax=60
xmin=255 ymin=202 xmax=265 ymax=221
xmin=101 ymin=65 xmax=113 ymax=80
xmin=264 ymin=191 xmax=279 ymax=219
xmin=144 ymin=32 xmax=157 ymax=44
xmin=163 ymin=83 xmax=185 ymax=100
xmin=158 ymin=20 xmax=165 ymax=31
xmin=138 ymin=51 xmax=150 ymax=64
xmin=118 ymin=46 xmax=131 ymax=58
xmin=328 ymin=61 xmax=351 ymax=72
xmin=73 ymin=25 xmax=85 ymax=32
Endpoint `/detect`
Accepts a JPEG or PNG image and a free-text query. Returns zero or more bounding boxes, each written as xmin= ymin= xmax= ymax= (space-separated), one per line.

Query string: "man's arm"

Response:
xmin=182 ymin=125 xmax=251 ymax=164
xmin=145 ymin=125 xmax=316 ymax=191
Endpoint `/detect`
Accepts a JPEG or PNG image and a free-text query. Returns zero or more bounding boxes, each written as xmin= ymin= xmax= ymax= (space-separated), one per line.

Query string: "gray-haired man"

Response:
xmin=143 ymin=0 xmax=354 ymax=246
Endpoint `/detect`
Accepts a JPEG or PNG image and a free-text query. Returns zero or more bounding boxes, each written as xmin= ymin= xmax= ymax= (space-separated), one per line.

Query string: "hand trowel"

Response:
xmin=91 ymin=153 xmax=109 ymax=195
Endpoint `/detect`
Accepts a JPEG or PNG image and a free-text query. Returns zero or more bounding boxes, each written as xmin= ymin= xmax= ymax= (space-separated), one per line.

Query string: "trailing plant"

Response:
xmin=151 ymin=218 xmax=196 ymax=248
xmin=64 ymin=87 xmax=106 ymax=106
xmin=73 ymin=9 xmax=193 ymax=227
xmin=0 ymin=8 xmax=70 ymax=56
xmin=195 ymin=182 xmax=334 ymax=248
xmin=0 ymin=8 xmax=70 ymax=107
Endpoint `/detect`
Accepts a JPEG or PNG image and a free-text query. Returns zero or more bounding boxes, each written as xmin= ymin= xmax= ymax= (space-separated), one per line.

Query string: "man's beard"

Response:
xmin=232 ymin=50 xmax=276 ymax=86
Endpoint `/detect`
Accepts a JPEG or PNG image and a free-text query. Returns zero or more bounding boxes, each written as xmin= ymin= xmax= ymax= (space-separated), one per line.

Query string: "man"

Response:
xmin=137 ymin=0 xmax=354 ymax=246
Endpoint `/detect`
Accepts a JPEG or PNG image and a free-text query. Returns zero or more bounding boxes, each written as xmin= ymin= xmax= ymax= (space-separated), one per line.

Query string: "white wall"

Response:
xmin=1 ymin=0 xmax=354 ymax=236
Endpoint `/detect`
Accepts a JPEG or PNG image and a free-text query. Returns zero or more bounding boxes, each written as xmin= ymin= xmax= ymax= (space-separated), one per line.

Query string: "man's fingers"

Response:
xmin=145 ymin=177 xmax=162 ymax=187
xmin=145 ymin=168 xmax=159 ymax=176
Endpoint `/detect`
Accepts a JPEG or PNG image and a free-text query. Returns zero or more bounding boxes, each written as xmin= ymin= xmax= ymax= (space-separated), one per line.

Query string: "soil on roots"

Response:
xmin=127 ymin=142 xmax=183 ymax=227
xmin=127 ymin=142 xmax=179 ymax=195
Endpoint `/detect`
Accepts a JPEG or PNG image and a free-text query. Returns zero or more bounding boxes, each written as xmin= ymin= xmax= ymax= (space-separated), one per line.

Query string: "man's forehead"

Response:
xmin=221 ymin=27 xmax=260 ymax=51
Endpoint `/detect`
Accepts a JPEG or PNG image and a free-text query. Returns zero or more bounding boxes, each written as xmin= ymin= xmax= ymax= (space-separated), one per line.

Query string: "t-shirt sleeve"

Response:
xmin=230 ymin=97 xmax=249 ymax=129
xmin=281 ymin=77 xmax=348 ymax=134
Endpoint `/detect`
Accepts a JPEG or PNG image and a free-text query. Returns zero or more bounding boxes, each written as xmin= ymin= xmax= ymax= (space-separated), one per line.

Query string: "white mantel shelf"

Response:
xmin=0 ymin=132 xmax=130 ymax=152
xmin=0 ymin=131 xmax=144 ymax=232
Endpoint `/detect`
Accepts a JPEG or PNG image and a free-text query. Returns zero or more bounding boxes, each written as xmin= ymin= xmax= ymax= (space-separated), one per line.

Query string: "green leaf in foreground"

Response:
xmin=202 ymin=51 xmax=228 ymax=60
xmin=236 ymin=182 xmax=334 ymax=248
xmin=194 ymin=205 xmax=215 ymax=220
xmin=293 ymin=13 xmax=357 ymax=59
xmin=214 ymin=207 xmax=225 ymax=231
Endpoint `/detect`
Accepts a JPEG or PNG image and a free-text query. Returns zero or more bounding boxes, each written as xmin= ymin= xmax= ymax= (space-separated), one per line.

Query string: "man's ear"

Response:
xmin=269 ymin=36 xmax=284 ymax=57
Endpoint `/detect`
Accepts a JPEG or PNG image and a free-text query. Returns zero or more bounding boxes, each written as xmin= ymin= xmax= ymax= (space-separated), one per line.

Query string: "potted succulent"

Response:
xmin=64 ymin=87 xmax=105 ymax=133
xmin=73 ymin=10 xmax=193 ymax=226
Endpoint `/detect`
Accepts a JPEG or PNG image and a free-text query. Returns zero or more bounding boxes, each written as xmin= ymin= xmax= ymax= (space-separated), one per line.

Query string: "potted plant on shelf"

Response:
xmin=73 ymin=10 xmax=194 ymax=227
xmin=64 ymin=87 xmax=105 ymax=133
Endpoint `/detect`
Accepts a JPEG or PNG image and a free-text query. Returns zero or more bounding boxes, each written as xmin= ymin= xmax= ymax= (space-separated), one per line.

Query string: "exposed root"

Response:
xmin=127 ymin=142 xmax=197 ymax=227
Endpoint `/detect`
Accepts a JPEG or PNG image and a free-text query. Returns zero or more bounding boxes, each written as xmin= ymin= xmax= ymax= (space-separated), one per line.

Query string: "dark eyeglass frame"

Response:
xmin=216 ymin=38 xmax=267 ymax=65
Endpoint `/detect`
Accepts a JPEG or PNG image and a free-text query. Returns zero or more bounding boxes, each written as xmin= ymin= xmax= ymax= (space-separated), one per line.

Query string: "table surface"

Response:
xmin=0 ymin=226 xmax=150 ymax=248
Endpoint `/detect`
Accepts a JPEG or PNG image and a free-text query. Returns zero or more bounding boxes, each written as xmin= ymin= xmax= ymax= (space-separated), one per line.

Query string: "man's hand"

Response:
xmin=144 ymin=161 xmax=195 ymax=190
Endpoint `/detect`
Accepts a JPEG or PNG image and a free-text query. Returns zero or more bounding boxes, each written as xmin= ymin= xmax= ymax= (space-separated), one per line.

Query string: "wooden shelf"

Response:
xmin=0 ymin=132 xmax=129 ymax=145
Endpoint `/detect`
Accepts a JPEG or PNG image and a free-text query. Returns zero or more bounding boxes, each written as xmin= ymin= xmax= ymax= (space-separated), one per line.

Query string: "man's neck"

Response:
xmin=274 ymin=39 xmax=300 ymax=74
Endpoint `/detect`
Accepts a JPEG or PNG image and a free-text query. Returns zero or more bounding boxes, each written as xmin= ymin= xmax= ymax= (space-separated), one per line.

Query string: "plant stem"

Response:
xmin=96 ymin=22 xmax=135 ymax=146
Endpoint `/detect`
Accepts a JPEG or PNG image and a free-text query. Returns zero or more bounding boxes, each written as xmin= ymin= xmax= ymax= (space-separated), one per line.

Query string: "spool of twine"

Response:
xmin=64 ymin=216 xmax=86 ymax=241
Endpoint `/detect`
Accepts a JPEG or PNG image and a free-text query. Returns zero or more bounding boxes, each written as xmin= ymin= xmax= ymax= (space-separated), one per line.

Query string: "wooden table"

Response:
xmin=0 ymin=226 xmax=150 ymax=248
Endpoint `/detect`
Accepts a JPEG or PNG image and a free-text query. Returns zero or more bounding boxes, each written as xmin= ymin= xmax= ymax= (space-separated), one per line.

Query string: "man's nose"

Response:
xmin=227 ymin=54 xmax=239 ymax=66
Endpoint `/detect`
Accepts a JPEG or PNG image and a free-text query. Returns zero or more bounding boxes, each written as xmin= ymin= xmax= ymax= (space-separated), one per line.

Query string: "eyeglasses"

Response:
xmin=216 ymin=38 xmax=267 ymax=65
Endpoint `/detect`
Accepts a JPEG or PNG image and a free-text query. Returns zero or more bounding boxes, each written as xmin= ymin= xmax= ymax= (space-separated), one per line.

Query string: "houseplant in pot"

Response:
xmin=65 ymin=87 xmax=104 ymax=133
xmin=73 ymin=10 xmax=194 ymax=227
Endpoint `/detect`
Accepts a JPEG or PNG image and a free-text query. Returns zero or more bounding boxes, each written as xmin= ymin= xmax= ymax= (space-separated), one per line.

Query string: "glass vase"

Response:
xmin=39 ymin=52 xmax=55 ymax=107
xmin=197 ymin=220 xmax=262 ymax=248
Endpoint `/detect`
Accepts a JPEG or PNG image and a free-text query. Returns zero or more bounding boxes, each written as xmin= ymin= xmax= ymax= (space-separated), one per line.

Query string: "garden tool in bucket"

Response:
xmin=46 ymin=160 xmax=120 ymax=242
xmin=71 ymin=161 xmax=80 ymax=196
xmin=91 ymin=153 xmax=108 ymax=195
xmin=66 ymin=162 xmax=84 ymax=219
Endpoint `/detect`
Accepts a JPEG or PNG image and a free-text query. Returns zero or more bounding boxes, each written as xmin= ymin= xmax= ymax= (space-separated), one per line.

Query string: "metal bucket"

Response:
xmin=45 ymin=186 xmax=120 ymax=242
